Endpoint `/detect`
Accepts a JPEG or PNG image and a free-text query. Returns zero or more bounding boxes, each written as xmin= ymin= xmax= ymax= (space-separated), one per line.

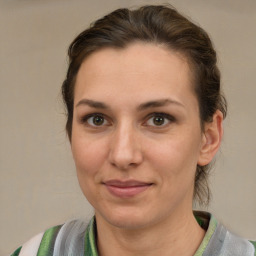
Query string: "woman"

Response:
xmin=11 ymin=4 xmax=255 ymax=256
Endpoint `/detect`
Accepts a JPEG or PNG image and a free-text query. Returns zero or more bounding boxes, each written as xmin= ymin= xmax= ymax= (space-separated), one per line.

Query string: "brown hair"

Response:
xmin=62 ymin=4 xmax=227 ymax=205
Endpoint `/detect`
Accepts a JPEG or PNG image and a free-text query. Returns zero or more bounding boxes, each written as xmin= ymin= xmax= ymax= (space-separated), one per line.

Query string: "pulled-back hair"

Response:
xmin=62 ymin=5 xmax=227 ymax=206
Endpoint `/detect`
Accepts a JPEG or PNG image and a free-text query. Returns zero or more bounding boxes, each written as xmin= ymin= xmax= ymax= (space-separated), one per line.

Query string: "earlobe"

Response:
xmin=197 ymin=110 xmax=223 ymax=166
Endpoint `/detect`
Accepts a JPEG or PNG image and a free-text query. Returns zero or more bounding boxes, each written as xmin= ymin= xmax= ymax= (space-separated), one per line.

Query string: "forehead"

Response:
xmin=74 ymin=43 xmax=196 ymax=106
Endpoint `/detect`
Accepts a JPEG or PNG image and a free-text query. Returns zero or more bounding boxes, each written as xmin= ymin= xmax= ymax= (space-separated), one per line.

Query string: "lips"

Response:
xmin=103 ymin=180 xmax=152 ymax=198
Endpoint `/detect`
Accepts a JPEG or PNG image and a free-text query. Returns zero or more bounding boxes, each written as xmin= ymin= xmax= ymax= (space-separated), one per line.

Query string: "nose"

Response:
xmin=108 ymin=123 xmax=143 ymax=170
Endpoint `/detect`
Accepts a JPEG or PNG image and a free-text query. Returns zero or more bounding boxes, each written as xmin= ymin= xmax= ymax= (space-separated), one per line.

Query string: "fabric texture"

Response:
xmin=10 ymin=212 xmax=256 ymax=256
xmin=19 ymin=232 xmax=44 ymax=256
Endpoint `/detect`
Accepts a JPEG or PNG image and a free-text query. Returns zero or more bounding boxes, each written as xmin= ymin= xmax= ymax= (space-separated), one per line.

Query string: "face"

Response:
xmin=71 ymin=43 xmax=207 ymax=229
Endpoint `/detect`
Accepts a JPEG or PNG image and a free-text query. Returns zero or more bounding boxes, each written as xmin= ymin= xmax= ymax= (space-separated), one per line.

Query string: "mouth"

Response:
xmin=103 ymin=179 xmax=153 ymax=198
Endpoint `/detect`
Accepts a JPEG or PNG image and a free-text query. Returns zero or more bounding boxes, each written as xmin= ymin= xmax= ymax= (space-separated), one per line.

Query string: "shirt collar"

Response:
xmin=84 ymin=212 xmax=218 ymax=256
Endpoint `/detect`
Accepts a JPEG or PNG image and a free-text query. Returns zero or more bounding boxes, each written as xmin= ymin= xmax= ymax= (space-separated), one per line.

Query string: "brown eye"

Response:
xmin=92 ymin=115 xmax=104 ymax=126
xmin=84 ymin=114 xmax=108 ymax=127
xmin=152 ymin=116 xmax=165 ymax=126
xmin=145 ymin=113 xmax=175 ymax=127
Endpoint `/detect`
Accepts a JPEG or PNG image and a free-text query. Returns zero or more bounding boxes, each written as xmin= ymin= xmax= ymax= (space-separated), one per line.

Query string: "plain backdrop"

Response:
xmin=1 ymin=0 xmax=256 ymax=255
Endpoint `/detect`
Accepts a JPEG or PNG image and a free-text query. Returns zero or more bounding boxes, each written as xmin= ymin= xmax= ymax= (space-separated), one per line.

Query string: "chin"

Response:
xmin=96 ymin=205 xmax=160 ymax=230
xmin=107 ymin=216 xmax=150 ymax=230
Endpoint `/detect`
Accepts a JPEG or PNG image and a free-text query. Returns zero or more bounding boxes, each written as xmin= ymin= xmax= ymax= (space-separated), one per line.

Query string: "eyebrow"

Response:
xmin=75 ymin=98 xmax=184 ymax=110
xmin=76 ymin=99 xmax=109 ymax=109
xmin=137 ymin=99 xmax=185 ymax=111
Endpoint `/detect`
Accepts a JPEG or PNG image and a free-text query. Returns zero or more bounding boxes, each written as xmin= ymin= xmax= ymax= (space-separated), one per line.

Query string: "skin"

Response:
xmin=71 ymin=43 xmax=223 ymax=256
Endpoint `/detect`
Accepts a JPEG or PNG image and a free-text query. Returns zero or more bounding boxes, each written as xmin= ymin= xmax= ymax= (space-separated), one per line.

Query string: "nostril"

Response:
xmin=109 ymin=148 xmax=143 ymax=170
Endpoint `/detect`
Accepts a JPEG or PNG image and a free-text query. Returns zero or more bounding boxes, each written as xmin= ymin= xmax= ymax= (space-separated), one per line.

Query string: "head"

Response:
xmin=62 ymin=5 xmax=227 ymax=207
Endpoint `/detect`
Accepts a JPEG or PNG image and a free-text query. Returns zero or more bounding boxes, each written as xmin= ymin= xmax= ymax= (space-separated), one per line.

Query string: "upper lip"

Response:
xmin=103 ymin=179 xmax=152 ymax=187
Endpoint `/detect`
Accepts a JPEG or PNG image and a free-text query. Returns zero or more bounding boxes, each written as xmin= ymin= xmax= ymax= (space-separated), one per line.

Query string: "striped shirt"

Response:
xmin=11 ymin=211 xmax=256 ymax=256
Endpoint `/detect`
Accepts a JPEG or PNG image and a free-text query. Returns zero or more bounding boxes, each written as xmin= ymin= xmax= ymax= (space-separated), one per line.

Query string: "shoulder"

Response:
xmin=250 ymin=240 xmax=256 ymax=251
xmin=223 ymin=232 xmax=256 ymax=256
xmin=194 ymin=211 xmax=256 ymax=256
xmin=10 ymin=219 xmax=89 ymax=256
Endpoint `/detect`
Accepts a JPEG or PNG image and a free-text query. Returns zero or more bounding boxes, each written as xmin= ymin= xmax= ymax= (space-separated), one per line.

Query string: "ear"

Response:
xmin=197 ymin=110 xmax=224 ymax=166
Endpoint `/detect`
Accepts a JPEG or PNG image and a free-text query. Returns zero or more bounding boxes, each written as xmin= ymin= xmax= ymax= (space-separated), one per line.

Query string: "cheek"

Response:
xmin=71 ymin=133 xmax=108 ymax=179
xmin=71 ymin=135 xmax=109 ymax=204
xmin=146 ymin=134 xmax=201 ymax=179
xmin=146 ymin=137 xmax=200 ymax=204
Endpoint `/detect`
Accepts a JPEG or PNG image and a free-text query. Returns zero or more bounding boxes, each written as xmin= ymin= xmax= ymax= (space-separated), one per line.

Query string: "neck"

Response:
xmin=96 ymin=210 xmax=205 ymax=256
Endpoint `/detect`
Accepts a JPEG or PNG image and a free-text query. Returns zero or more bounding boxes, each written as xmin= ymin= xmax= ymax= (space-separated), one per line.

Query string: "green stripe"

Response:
xmin=84 ymin=217 xmax=98 ymax=256
xmin=37 ymin=225 xmax=62 ymax=256
xmin=194 ymin=214 xmax=218 ymax=256
xmin=195 ymin=215 xmax=204 ymax=228
xmin=250 ymin=241 xmax=256 ymax=256
xmin=10 ymin=246 xmax=22 ymax=256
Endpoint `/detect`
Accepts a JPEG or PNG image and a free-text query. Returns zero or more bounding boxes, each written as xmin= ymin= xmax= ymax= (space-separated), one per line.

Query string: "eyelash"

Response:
xmin=144 ymin=112 xmax=176 ymax=127
xmin=80 ymin=112 xmax=175 ymax=128
xmin=80 ymin=113 xmax=110 ymax=127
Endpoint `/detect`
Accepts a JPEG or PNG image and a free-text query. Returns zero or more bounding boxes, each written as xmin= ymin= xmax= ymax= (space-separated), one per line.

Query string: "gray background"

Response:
xmin=1 ymin=0 xmax=255 ymax=254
